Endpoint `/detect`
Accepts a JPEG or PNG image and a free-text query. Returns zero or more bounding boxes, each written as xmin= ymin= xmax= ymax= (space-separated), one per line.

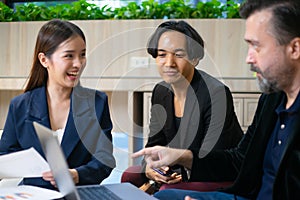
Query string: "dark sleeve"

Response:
xmin=0 ymin=102 xmax=21 ymax=154
xmin=194 ymin=85 xmax=243 ymax=160
xmin=189 ymin=94 xmax=265 ymax=182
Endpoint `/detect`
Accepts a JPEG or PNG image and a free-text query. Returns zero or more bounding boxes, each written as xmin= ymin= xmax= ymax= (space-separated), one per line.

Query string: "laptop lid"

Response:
xmin=33 ymin=121 xmax=157 ymax=200
xmin=33 ymin=121 xmax=80 ymax=199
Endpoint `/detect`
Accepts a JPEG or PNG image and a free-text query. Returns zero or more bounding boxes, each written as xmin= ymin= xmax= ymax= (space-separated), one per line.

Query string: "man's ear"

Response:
xmin=38 ymin=52 xmax=49 ymax=68
xmin=191 ymin=58 xmax=200 ymax=66
xmin=288 ymin=37 xmax=300 ymax=60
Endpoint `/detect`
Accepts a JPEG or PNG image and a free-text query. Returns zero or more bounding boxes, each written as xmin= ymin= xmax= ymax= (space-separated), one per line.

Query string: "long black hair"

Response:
xmin=24 ymin=19 xmax=86 ymax=92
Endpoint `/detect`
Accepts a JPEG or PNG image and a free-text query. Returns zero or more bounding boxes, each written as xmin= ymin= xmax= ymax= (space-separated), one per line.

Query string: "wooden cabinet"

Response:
xmin=233 ymin=93 xmax=260 ymax=131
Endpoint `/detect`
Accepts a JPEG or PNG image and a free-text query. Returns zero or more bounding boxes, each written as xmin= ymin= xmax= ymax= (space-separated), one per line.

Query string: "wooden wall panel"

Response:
xmin=0 ymin=19 xmax=252 ymax=90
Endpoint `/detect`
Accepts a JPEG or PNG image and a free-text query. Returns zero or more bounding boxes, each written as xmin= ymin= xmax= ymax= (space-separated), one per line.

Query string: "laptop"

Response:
xmin=33 ymin=121 xmax=157 ymax=200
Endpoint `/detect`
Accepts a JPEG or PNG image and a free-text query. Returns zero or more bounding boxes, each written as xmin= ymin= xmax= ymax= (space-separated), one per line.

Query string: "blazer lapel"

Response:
xmin=61 ymin=86 xmax=93 ymax=158
xmin=28 ymin=86 xmax=50 ymax=126
xmin=254 ymin=95 xmax=280 ymax=149
xmin=168 ymin=70 xmax=200 ymax=149
xmin=247 ymin=93 xmax=282 ymax=158
xmin=177 ymin=84 xmax=199 ymax=149
xmin=60 ymin=109 xmax=80 ymax=159
xmin=24 ymin=87 xmax=50 ymax=154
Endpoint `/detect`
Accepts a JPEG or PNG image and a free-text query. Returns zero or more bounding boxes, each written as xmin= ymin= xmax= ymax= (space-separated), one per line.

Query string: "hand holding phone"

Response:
xmin=152 ymin=167 xmax=176 ymax=177
xmin=149 ymin=167 xmax=182 ymax=184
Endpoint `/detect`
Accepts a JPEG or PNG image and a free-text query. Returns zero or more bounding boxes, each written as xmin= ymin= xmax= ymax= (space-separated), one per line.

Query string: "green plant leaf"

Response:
xmin=0 ymin=0 xmax=241 ymax=22
xmin=0 ymin=2 xmax=14 ymax=22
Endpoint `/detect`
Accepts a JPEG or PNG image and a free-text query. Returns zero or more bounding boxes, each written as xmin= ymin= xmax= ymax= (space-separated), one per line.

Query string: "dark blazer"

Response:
xmin=0 ymin=85 xmax=116 ymax=190
xmin=145 ymin=69 xmax=243 ymax=181
xmin=191 ymin=91 xmax=300 ymax=199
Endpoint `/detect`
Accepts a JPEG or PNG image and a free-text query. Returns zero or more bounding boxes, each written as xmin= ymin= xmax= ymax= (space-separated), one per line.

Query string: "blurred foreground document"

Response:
xmin=0 ymin=147 xmax=50 ymax=178
xmin=0 ymin=185 xmax=63 ymax=199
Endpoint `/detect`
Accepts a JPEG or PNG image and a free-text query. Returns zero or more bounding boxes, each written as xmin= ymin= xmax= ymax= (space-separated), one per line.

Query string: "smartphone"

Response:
xmin=152 ymin=168 xmax=175 ymax=177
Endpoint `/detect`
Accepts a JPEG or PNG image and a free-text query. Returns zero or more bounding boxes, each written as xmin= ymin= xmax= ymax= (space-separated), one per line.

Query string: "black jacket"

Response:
xmin=191 ymin=91 xmax=300 ymax=199
xmin=144 ymin=69 xmax=243 ymax=181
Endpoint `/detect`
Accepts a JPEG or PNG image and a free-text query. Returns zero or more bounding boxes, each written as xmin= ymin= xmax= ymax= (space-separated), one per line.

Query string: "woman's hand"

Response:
xmin=42 ymin=171 xmax=56 ymax=187
xmin=185 ymin=196 xmax=197 ymax=200
xmin=69 ymin=169 xmax=79 ymax=184
xmin=145 ymin=165 xmax=182 ymax=184
xmin=42 ymin=168 xmax=79 ymax=187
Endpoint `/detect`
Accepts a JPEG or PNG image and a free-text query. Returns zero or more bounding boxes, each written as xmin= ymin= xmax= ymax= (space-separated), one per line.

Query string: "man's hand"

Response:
xmin=145 ymin=165 xmax=182 ymax=184
xmin=132 ymin=146 xmax=193 ymax=169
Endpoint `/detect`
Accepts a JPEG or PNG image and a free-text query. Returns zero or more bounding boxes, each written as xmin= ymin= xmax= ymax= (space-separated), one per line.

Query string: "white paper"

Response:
xmin=0 ymin=147 xmax=50 ymax=178
xmin=0 ymin=185 xmax=63 ymax=200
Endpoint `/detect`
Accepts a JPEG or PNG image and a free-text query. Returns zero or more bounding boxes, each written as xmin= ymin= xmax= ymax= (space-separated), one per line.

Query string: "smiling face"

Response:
xmin=39 ymin=35 xmax=86 ymax=90
xmin=155 ymin=31 xmax=195 ymax=86
xmin=244 ymin=10 xmax=295 ymax=93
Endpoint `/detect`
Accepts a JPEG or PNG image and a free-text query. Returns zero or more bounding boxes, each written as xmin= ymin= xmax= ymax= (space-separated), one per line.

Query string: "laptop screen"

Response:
xmin=33 ymin=121 xmax=80 ymax=199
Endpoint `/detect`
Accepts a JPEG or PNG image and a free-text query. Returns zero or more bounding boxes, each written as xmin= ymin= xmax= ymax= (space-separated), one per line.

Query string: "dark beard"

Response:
xmin=257 ymin=77 xmax=280 ymax=94
xmin=250 ymin=64 xmax=280 ymax=94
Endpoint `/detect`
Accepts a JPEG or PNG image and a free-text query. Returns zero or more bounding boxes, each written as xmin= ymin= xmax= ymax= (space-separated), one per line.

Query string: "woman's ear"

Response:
xmin=288 ymin=37 xmax=300 ymax=60
xmin=38 ymin=52 xmax=49 ymax=68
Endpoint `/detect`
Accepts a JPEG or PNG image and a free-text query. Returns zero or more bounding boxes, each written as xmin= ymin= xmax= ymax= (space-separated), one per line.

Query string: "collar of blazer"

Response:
xmin=28 ymin=86 xmax=87 ymax=159
xmin=28 ymin=86 xmax=49 ymax=123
